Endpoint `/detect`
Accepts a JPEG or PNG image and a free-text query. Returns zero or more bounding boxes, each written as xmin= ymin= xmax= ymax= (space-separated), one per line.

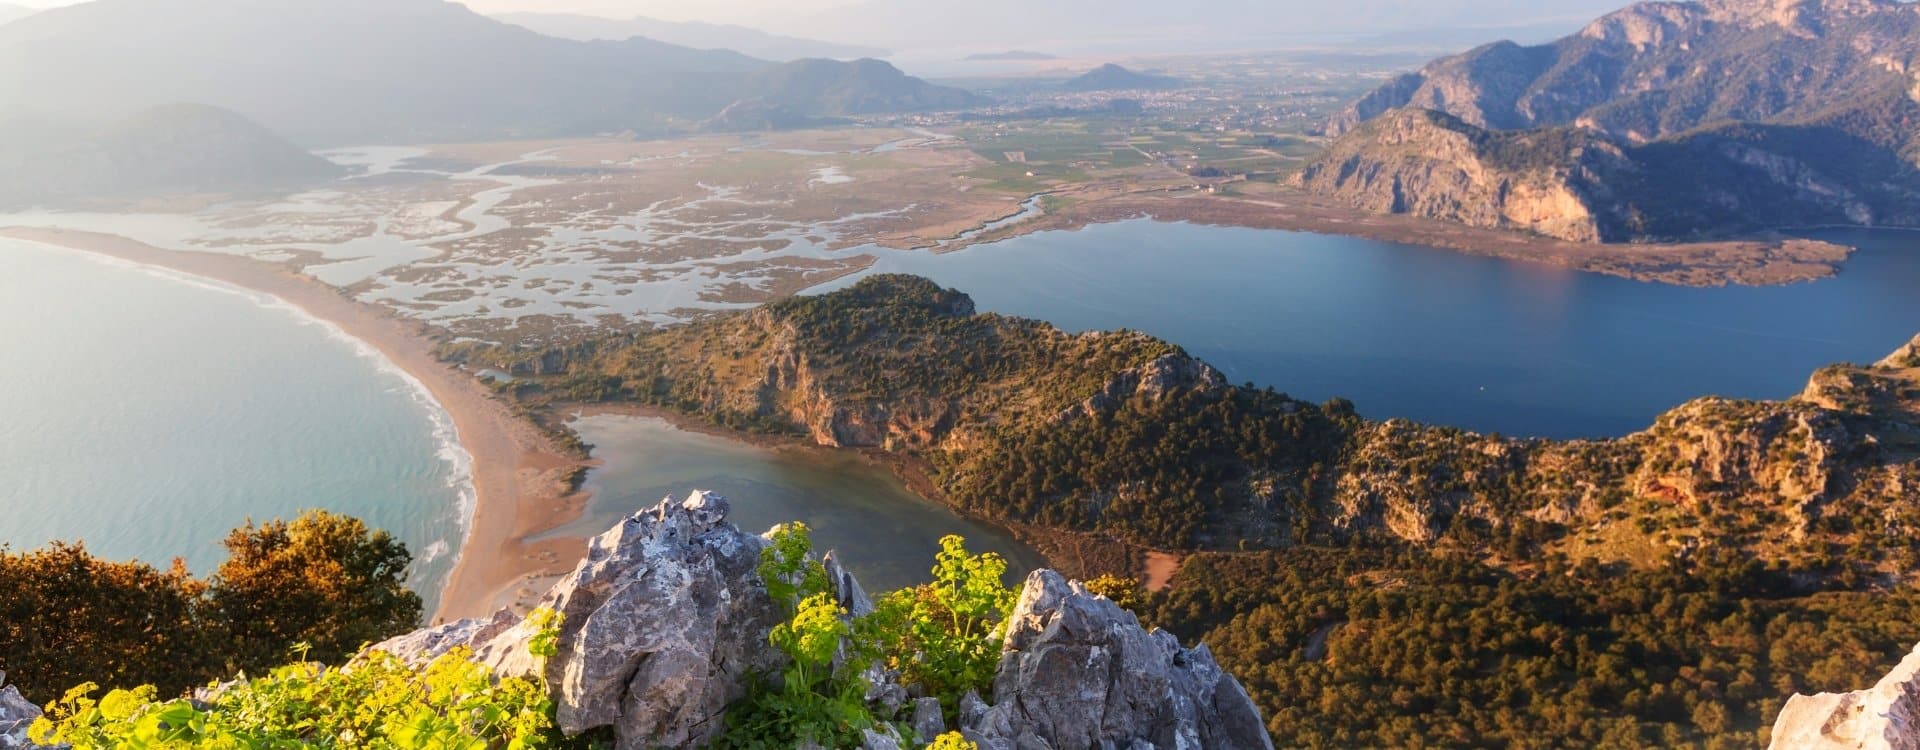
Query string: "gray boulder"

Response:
xmin=0 ymin=672 xmax=46 ymax=750
xmin=964 ymin=570 xmax=1273 ymax=750
xmin=375 ymin=491 xmax=784 ymax=749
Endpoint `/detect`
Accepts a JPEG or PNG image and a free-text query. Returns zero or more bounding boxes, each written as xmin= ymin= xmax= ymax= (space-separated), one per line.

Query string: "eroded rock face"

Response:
xmin=0 ymin=672 xmax=44 ymax=750
xmin=1769 ymin=643 xmax=1920 ymax=750
xmin=1881 ymin=335 xmax=1920 ymax=369
xmin=376 ymin=491 xmax=783 ymax=749
xmin=963 ymin=571 xmax=1274 ymax=750
xmin=1298 ymin=109 xmax=1618 ymax=242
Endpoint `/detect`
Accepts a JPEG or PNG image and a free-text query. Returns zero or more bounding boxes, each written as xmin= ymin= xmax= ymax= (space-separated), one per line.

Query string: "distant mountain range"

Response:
xmin=1301 ymin=0 xmax=1920 ymax=242
xmin=1063 ymin=64 xmax=1184 ymax=92
xmin=493 ymin=12 xmax=889 ymax=61
xmin=0 ymin=103 xmax=342 ymax=208
xmin=0 ymin=0 xmax=981 ymax=146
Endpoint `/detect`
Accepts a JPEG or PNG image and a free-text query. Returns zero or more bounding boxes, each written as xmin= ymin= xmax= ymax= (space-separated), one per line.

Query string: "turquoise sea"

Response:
xmin=0 ymin=239 xmax=471 ymax=611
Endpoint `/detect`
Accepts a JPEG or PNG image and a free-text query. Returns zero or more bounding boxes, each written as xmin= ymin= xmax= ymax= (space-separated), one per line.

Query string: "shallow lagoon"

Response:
xmin=557 ymin=414 xmax=1047 ymax=592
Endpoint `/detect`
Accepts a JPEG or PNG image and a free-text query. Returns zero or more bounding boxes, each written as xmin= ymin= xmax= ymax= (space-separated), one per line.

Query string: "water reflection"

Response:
xmin=552 ymin=414 xmax=1046 ymax=592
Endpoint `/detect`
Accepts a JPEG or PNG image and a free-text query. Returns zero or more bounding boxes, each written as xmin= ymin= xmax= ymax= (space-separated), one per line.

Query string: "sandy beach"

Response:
xmin=0 ymin=226 xmax=589 ymax=623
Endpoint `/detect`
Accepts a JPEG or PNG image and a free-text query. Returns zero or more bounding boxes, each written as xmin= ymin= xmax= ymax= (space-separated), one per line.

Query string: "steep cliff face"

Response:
xmin=1298 ymin=109 xmax=1621 ymax=241
xmin=1769 ymin=643 xmax=1920 ymax=749
xmin=379 ymin=492 xmax=1272 ymax=749
xmin=1311 ymin=0 xmax=1920 ymax=241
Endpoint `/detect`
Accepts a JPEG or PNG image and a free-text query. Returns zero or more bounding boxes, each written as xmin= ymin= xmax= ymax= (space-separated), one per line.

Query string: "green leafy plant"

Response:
xmin=722 ymin=530 xmax=1019 ymax=748
xmin=721 ymin=524 xmax=878 ymax=749
xmin=527 ymin=607 xmax=565 ymax=664
xmin=30 ymin=647 xmax=557 ymax=749
xmin=874 ymin=536 xmax=1017 ymax=711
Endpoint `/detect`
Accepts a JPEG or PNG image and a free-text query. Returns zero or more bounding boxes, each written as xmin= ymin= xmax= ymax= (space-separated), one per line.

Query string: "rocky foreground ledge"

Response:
xmin=383 ymin=491 xmax=1270 ymax=749
xmin=0 ymin=492 xmax=1269 ymax=750
xmin=1770 ymin=644 xmax=1920 ymax=750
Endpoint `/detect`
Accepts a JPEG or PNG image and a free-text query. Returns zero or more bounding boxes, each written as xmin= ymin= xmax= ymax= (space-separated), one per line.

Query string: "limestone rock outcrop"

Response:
xmin=1298 ymin=109 xmax=1620 ymax=242
xmin=377 ymin=491 xmax=784 ymax=749
xmin=1769 ymin=643 xmax=1920 ymax=749
xmin=963 ymin=571 xmax=1274 ymax=750
xmin=1881 ymin=335 xmax=1920 ymax=369
xmin=0 ymin=672 xmax=43 ymax=750
xmin=377 ymin=491 xmax=1273 ymax=749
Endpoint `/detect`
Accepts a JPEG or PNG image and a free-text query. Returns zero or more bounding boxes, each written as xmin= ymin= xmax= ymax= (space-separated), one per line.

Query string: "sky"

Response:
xmin=8 ymin=0 xmax=1628 ymax=27
xmin=6 ymin=0 xmax=858 ymax=24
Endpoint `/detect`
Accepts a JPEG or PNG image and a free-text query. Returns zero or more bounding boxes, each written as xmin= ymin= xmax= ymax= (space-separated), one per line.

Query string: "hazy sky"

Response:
xmin=11 ymin=0 xmax=1626 ymax=26
xmin=9 ymin=0 xmax=859 ymax=24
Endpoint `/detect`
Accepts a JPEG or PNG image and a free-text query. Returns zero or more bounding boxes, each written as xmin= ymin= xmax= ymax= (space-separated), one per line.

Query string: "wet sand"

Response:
xmin=0 ymin=226 xmax=588 ymax=624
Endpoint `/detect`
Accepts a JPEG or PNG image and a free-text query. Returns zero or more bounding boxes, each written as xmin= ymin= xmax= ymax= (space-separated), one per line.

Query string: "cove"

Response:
xmin=822 ymin=222 xmax=1920 ymax=439
xmin=550 ymin=414 xmax=1046 ymax=592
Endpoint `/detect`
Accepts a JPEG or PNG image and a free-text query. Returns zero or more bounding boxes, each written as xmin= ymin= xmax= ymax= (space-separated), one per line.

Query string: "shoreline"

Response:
xmin=0 ymin=226 xmax=591 ymax=624
xmin=959 ymin=188 xmax=1857 ymax=288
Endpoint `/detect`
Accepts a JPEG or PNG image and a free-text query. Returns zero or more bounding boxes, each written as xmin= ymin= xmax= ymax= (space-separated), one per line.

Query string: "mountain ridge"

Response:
xmin=0 ymin=0 xmax=978 ymax=145
xmin=0 ymin=102 xmax=342 ymax=209
xmin=1304 ymin=0 xmax=1920 ymax=241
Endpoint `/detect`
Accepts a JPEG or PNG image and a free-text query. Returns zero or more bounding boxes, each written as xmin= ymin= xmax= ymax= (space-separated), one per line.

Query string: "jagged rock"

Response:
xmin=376 ymin=491 xmax=784 ymax=749
xmin=911 ymin=697 xmax=947 ymax=741
xmin=1881 ymin=335 xmax=1920 ymax=369
xmin=1769 ymin=643 xmax=1920 ymax=749
xmin=1056 ymin=352 xmax=1227 ymax=424
xmin=963 ymin=571 xmax=1273 ymax=750
xmin=824 ymin=551 xmax=876 ymax=617
xmin=0 ymin=671 xmax=44 ymax=750
xmin=860 ymin=726 xmax=906 ymax=750
xmin=373 ymin=609 xmax=521 ymax=666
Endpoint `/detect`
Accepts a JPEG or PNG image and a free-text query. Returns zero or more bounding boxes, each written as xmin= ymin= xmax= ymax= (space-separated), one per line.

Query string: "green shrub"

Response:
xmin=721 ymin=527 xmax=1019 ymax=748
xmin=31 ymin=646 xmax=558 ymax=749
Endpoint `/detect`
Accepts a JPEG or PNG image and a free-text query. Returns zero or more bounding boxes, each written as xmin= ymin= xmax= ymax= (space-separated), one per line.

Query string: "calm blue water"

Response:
xmin=825 ymin=222 xmax=1920 ymax=438
xmin=555 ymin=414 xmax=1047 ymax=593
xmin=0 ymin=239 xmax=470 ymax=611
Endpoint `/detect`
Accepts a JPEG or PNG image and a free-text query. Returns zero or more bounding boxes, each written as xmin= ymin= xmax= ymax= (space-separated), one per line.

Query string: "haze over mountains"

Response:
xmin=0 ymin=3 xmax=33 ymax=25
xmin=494 ymin=12 xmax=888 ymax=60
xmin=0 ymin=0 xmax=977 ymax=146
xmin=765 ymin=0 xmax=1631 ymax=53
xmin=1063 ymin=64 xmax=1184 ymax=92
xmin=0 ymin=103 xmax=342 ymax=209
xmin=1301 ymin=0 xmax=1920 ymax=242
